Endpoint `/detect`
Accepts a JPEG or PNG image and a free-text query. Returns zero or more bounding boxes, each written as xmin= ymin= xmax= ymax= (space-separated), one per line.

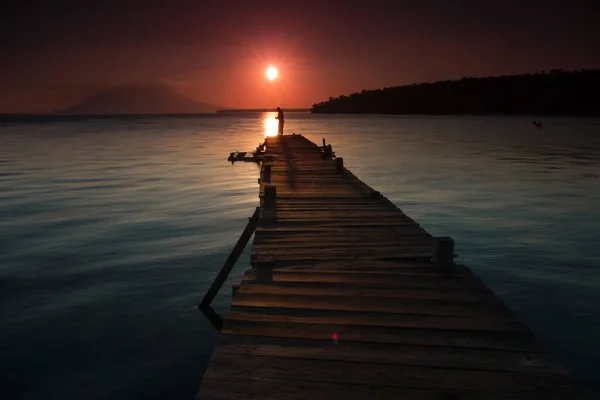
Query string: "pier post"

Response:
xmin=335 ymin=157 xmax=344 ymax=173
xmin=251 ymin=256 xmax=274 ymax=282
xmin=322 ymin=138 xmax=326 ymax=148
xmin=263 ymin=184 xmax=277 ymax=221
xmin=263 ymin=165 xmax=272 ymax=183
xmin=433 ymin=236 xmax=454 ymax=268
xmin=370 ymin=189 xmax=383 ymax=199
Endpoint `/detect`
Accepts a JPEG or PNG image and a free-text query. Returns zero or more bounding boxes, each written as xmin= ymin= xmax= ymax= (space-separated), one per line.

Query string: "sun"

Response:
xmin=266 ymin=66 xmax=278 ymax=81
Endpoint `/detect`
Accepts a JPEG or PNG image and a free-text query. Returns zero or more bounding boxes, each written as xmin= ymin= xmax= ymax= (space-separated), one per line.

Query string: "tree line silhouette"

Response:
xmin=311 ymin=69 xmax=600 ymax=115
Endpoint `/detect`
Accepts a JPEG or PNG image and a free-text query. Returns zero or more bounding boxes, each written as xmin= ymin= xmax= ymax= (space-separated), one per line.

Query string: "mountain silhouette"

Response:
xmin=57 ymin=83 xmax=221 ymax=115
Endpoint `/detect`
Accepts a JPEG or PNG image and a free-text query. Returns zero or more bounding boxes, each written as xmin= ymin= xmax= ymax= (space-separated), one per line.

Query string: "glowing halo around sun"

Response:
xmin=266 ymin=66 xmax=278 ymax=81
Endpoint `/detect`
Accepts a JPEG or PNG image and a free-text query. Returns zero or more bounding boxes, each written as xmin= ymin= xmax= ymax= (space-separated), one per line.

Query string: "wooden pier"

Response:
xmin=198 ymin=134 xmax=586 ymax=399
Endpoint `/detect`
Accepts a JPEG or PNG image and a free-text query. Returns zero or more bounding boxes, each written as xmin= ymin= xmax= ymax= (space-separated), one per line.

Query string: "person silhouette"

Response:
xmin=275 ymin=107 xmax=284 ymax=135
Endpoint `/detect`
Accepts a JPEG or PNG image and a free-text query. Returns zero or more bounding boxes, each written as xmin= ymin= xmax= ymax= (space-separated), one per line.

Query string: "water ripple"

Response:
xmin=1 ymin=114 xmax=599 ymax=398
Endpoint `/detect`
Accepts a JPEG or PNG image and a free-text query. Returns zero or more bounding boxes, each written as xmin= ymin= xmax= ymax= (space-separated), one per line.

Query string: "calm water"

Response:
xmin=1 ymin=114 xmax=599 ymax=399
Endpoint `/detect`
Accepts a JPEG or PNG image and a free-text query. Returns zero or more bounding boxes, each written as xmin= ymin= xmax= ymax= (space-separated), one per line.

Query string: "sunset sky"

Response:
xmin=2 ymin=0 xmax=600 ymax=113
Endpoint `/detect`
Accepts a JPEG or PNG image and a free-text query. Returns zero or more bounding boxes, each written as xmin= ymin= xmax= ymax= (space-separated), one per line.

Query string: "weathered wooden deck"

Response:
xmin=198 ymin=134 xmax=586 ymax=399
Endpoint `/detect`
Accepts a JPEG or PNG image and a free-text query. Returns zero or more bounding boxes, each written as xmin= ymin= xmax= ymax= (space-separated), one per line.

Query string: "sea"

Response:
xmin=1 ymin=113 xmax=599 ymax=399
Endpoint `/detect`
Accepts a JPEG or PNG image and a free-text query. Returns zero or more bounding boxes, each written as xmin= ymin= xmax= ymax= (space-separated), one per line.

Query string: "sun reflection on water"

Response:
xmin=263 ymin=113 xmax=278 ymax=137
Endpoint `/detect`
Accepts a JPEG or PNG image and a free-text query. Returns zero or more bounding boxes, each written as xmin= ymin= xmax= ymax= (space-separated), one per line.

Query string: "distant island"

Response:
xmin=57 ymin=83 xmax=221 ymax=115
xmin=217 ymin=108 xmax=310 ymax=113
xmin=311 ymin=69 xmax=600 ymax=115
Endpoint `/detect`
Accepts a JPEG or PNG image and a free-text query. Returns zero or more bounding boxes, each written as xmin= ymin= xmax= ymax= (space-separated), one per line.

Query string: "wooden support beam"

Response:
xmin=199 ymin=207 xmax=260 ymax=308
xmin=263 ymin=184 xmax=277 ymax=221
xmin=336 ymin=157 xmax=344 ymax=173
xmin=263 ymin=165 xmax=272 ymax=183
xmin=370 ymin=189 xmax=383 ymax=199
xmin=434 ymin=236 xmax=455 ymax=268
xmin=251 ymin=256 xmax=275 ymax=283
xmin=264 ymin=185 xmax=277 ymax=208
xmin=198 ymin=305 xmax=223 ymax=331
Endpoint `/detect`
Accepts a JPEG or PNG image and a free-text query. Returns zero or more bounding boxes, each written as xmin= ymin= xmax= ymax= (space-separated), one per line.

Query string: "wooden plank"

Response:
xmin=252 ymin=240 xmax=434 ymax=248
xmin=263 ymin=260 xmax=443 ymax=269
xmin=254 ymin=235 xmax=431 ymax=241
xmin=256 ymin=225 xmax=428 ymax=232
xmin=243 ymin=270 xmax=489 ymax=290
xmin=273 ymin=206 xmax=408 ymax=212
xmin=247 ymin=255 xmax=434 ymax=264
xmin=251 ymin=243 xmax=434 ymax=250
xmin=256 ymin=265 xmax=461 ymax=275
xmin=199 ymin=374 xmax=579 ymax=400
xmin=231 ymin=292 xmax=511 ymax=317
xmin=249 ymin=251 xmax=434 ymax=260
xmin=244 ymin=263 xmax=465 ymax=274
xmin=214 ymin=335 xmax=568 ymax=374
xmin=220 ymin=319 xmax=542 ymax=352
xmin=205 ymin=353 xmax=579 ymax=394
xmin=252 ymin=242 xmax=434 ymax=250
xmin=237 ymin=281 xmax=493 ymax=302
xmin=250 ymin=248 xmax=434 ymax=256
xmin=227 ymin=307 xmax=527 ymax=332
xmin=263 ymin=211 xmax=414 ymax=217
xmin=256 ymin=221 xmax=424 ymax=228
